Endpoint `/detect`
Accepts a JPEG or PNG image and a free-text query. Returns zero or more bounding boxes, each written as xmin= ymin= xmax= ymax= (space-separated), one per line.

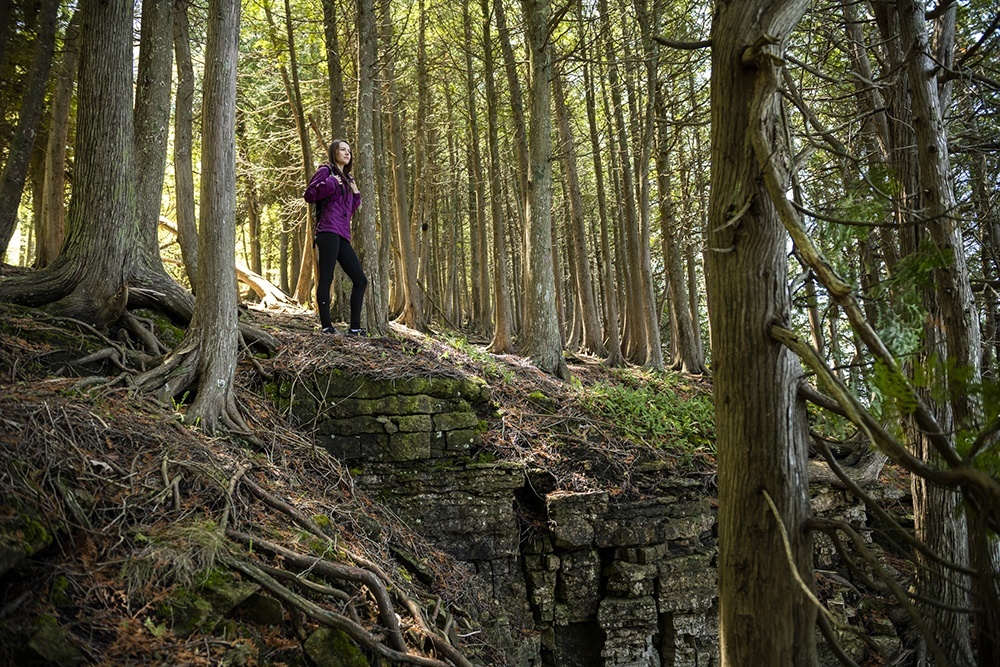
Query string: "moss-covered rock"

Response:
xmin=233 ymin=592 xmax=285 ymax=626
xmin=0 ymin=514 xmax=54 ymax=578
xmin=303 ymin=627 xmax=370 ymax=667
xmin=19 ymin=623 xmax=84 ymax=667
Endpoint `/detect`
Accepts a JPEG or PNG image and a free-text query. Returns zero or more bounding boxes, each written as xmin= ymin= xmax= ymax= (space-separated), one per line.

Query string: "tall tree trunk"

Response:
xmin=373 ymin=73 xmax=392 ymax=327
xmin=281 ymin=0 xmax=315 ymax=305
xmin=632 ymin=0 xmax=664 ymax=370
xmin=580 ymin=14 xmax=623 ymax=365
xmin=553 ymin=67 xmax=605 ymax=356
xmin=493 ymin=0 xmax=528 ymax=329
xmin=173 ymin=0 xmax=198 ymax=288
xmin=464 ymin=0 xmax=491 ymax=335
xmin=137 ymin=0 xmax=244 ymax=433
xmin=37 ymin=11 xmax=80 ymax=268
xmin=356 ymin=0 xmax=385 ymax=334
xmin=0 ymin=0 xmax=58 ymax=257
xmin=599 ymin=0 xmax=647 ymax=363
xmin=0 ymin=0 xmax=137 ymax=329
xmin=409 ymin=0 xmax=432 ymax=315
xmin=133 ymin=0 xmax=174 ymax=270
xmin=185 ymin=0 xmax=242 ymax=431
xmin=655 ymin=83 xmax=704 ymax=374
xmin=321 ymin=0 xmax=346 ymax=141
xmin=708 ymin=2 xmax=817 ymax=666
xmin=380 ymin=0 xmax=424 ymax=330
xmin=483 ymin=0 xmax=514 ymax=353
xmin=900 ymin=1 xmax=983 ymax=663
xmin=519 ymin=0 xmax=568 ymax=379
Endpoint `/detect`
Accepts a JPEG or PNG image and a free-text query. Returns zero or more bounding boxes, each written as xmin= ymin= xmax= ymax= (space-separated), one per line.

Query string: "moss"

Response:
xmin=527 ymin=390 xmax=556 ymax=414
xmin=132 ymin=308 xmax=186 ymax=348
xmin=303 ymin=627 xmax=369 ymax=667
xmin=50 ymin=575 xmax=71 ymax=606
xmin=20 ymin=515 xmax=52 ymax=553
xmin=163 ymin=591 xmax=215 ymax=638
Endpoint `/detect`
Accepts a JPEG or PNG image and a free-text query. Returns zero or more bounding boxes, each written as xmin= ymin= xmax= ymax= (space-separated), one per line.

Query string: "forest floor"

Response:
xmin=0 ymin=303 xmax=719 ymax=666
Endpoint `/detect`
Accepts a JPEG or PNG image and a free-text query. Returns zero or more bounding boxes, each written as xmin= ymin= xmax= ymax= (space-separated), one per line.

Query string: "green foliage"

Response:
xmin=442 ymin=333 xmax=517 ymax=384
xmin=578 ymin=368 xmax=715 ymax=459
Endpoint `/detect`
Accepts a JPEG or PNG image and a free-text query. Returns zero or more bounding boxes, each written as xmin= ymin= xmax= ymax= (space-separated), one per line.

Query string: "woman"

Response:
xmin=303 ymin=139 xmax=368 ymax=335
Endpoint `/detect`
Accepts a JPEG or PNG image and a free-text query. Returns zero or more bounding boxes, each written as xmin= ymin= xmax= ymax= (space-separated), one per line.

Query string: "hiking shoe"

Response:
xmin=321 ymin=326 xmax=336 ymax=334
xmin=347 ymin=328 xmax=367 ymax=337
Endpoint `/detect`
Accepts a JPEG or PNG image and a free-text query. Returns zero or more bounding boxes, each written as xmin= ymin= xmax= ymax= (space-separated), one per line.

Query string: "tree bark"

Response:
xmin=138 ymin=0 xmax=243 ymax=433
xmin=321 ymin=0 xmax=346 ymax=141
xmin=134 ymin=0 xmax=174 ymax=258
xmin=0 ymin=0 xmax=58 ymax=257
xmin=519 ymin=0 xmax=568 ymax=379
xmin=380 ymin=0 xmax=424 ymax=331
xmin=655 ymin=82 xmax=704 ymax=374
xmin=483 ymin=0 xmax=514 ymax=353
xmin=173 ymin=0 xmax=198 ymax=288
xmin=36 ymin=11 xmax=80 ymax=268
xmin=708 ymin=1 xmax=817 ymax=665
xmin=553 ymin=67 xmax=606 ymax=357
xmin=0 ymin=0 xmax=137 ymax=328
xmin=464 ymin=0 xmax=491 ymax=335
xmin=579 ymin=12 xmax=623 ymax=366
xmin=632 ymin=0 xmax=664 ymax=370
xmin=899 ymin=1 xmax=983 ymax=663
xmin=356 ymin=0 xmax=386 ymax=334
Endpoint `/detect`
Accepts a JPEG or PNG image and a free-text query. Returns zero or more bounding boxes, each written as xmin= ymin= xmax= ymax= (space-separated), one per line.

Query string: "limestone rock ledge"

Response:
xmin=280 ymin=370 xmax=721 ymax=666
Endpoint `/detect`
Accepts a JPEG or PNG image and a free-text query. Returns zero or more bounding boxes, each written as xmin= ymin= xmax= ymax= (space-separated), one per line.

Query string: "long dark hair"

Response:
xmin=327 ymin=139 xmax=353 ymax=178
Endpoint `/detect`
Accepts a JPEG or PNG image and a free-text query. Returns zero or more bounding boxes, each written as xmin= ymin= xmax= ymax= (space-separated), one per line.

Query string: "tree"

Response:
xmin=356 ymin=0 xmax=386 ymax=334
xmin=0 ymin=0 xmax=137 ymax=327
xmin=172 ymin=0 xmax=198 ymax=288
xmin=519 ymin=0 xmax=568 ymax=380
xmin=136 ymin=0 xmax=243 ymax=433
xmin=36 ymin=10 xmax=80 ymax=268
xmin=482 ymin=0 xmax=514 ymax=354
xmin=655 ymin=82 xmax=705 ymax=374
xmin=134 ymin=0 xmax=174 ymax=254
xmin=706 ymin=1 xmax=817 ymax=665
xmin=552 ymin=65 xmax=606 ymax=357
xmin=0 ymin=0 xmax=58 ymax=257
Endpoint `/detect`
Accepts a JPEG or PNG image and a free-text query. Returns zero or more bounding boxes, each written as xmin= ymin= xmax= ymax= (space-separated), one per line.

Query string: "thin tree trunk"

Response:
xmin=356 ymin=0 xmax=385 ymax=333
xmin=464 ymin=0 xmax=491 ymax=335
xmin=37 ymin=11 xmax=80 ymax=268
xmin=632 ymin=0 xmax=664 ymax=370
xmin=0 ymin=0 xmax=58 ymax=256
xmin=553 ymin=68 xmax=605 ymax=356
xmin=483 ymin=0 xmax=514 ymax=353
xmin=381 ymin=0 xmax=423 ymax=330
xmin=134 ymin=0 xmax=174 ymax=269
xmin=900 ymin=2 xmax=982 ymax=663
xmin=599 ymin=0 xmax=646 ymax=363
xmin=321 ymin=0 xmax=346 ymax=141
xmin=580 ymin=15 xmax=622 ymax=365
xmin=173 ymin=0 xmax=198 ymax=288
xmin=655 ymin=82 xmax=704 ymax=374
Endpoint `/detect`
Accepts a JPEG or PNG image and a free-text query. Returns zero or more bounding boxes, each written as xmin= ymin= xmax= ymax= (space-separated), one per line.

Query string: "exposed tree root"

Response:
xmin=228 ymin=475 xmax=477 ymax=666
xmin=226 ymin=530 xmax=408 ymax=652
xmin=222 ymin=556 xmax=457 ymax=667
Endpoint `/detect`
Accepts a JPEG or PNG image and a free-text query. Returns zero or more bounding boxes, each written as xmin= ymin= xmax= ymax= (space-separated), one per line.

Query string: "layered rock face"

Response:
xmin=279 ymin=371 xmax=721 ymax=667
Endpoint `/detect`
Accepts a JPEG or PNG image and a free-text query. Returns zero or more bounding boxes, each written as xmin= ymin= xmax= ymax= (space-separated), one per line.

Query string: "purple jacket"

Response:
xmin=304 ymin=164 xmax=362 ymax=241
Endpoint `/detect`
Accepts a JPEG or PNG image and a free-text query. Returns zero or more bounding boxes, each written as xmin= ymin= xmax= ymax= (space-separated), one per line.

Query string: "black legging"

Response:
xmin=315 ymin=232 xmax=367 ymax=330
